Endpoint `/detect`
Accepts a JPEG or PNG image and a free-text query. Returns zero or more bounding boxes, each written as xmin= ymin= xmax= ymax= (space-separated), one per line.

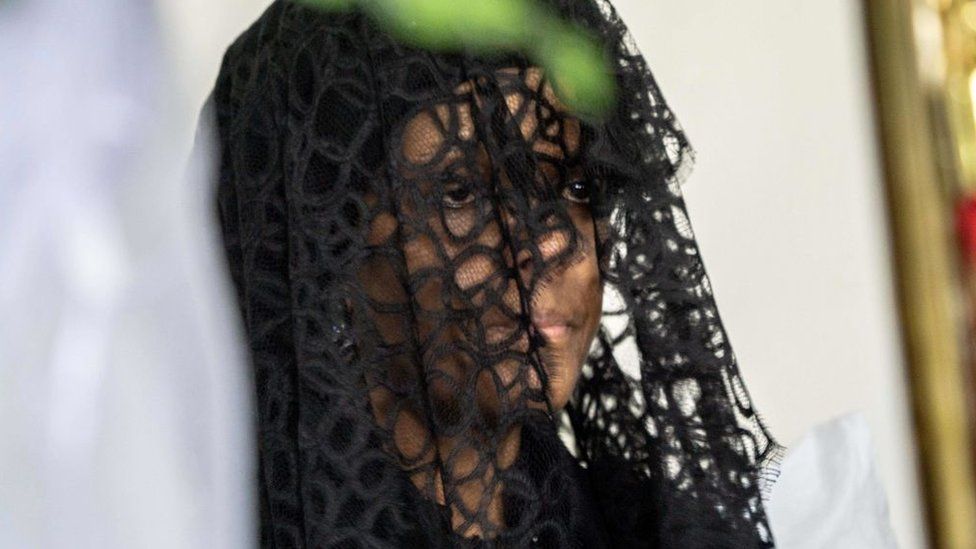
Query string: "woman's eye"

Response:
xmin=443 ymin=183 xmax=476 ymax=208
xmin=562 ymin=179 xmax=591 ymax=204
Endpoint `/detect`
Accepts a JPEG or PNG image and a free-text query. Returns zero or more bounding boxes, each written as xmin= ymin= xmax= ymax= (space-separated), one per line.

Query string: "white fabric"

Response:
xmin=0 ymin=1 xmax=254 ymax=547
xmin=768 ymin=413 xmax=899 ymax=549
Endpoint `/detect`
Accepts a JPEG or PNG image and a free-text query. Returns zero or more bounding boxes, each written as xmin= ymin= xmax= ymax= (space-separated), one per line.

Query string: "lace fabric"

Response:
xmin=212 ymin=1 xmax=781 ymax=546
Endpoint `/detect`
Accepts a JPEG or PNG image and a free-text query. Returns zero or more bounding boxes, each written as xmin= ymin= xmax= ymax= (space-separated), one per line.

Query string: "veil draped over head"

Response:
xmin=211 ymin=0 xmax=781 ymax=547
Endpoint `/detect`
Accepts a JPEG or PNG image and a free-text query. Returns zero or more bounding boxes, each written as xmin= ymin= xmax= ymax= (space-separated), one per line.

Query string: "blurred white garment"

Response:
xmin=0 ymin=0 xmax=254 ymax=548
xmin=767 ymin=413 xmax=899 ymax=548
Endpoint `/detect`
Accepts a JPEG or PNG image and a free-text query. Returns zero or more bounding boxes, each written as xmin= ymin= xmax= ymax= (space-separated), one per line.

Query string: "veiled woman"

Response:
xmin=210 ymin=1 xmax=780 ymax=546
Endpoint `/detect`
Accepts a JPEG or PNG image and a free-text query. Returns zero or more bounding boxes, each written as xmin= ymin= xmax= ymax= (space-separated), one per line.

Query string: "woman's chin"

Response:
xmin=539 ymin=352 xmax=583 ymax=410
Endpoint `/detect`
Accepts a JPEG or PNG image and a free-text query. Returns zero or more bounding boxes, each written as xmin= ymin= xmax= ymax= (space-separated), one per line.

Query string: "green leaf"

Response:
xmin=297 ymin=0 xmax=615 ymax=117
xmin=535 ymin=24 xmax=616 ymax=118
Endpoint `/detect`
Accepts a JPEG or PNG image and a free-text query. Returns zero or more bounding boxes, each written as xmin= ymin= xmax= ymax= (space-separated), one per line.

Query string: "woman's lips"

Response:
xmin=536 ymin=324 xmax=570 ymax=340
xmin=532 ymin=311 xmax=574 ymax=341
xmin=476 ymin=310 xmax=575 ymax=344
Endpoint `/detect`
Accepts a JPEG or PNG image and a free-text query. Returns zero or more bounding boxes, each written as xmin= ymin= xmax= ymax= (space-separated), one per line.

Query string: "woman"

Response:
xmin=211 ymin=0 xmax=780 ymax=546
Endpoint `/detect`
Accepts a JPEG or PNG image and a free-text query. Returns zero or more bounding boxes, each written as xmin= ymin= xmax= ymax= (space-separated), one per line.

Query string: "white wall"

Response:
xmin=154 ymin=0 xmax=275 ymax=149
xmin=165 ymin=1 xmax=927 ymax=546
xmin=612 ymin=1 xmax=926 ymax=547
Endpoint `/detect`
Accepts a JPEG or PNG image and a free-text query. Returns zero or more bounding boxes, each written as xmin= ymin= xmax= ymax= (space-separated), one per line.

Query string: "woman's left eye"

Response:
xmin=443 ymin=182 xmax=476 ymax=208
xmin=562 ymin=179 xmax=591 ymax=204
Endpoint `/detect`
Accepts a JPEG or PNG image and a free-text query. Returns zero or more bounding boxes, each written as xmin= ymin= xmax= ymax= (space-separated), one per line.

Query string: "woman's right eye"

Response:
xmin=443 ymin=183 xmax=476 ymax=208
xmin=562 ymin=179 xmax=592 ymax=204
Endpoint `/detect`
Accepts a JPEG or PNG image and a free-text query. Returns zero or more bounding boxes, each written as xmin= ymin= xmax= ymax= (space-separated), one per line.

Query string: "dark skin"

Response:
xmin=361 ymin=67 xmax=603 ymax=537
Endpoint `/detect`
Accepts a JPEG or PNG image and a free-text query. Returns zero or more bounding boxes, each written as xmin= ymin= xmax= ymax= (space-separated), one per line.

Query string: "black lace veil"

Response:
xmin=211 ymin=1 xmax=781 ymax=546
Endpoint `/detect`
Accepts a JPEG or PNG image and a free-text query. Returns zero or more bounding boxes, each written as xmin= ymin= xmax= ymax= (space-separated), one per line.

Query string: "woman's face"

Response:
xmin=365 ymin=68 xmax=602 ymax=413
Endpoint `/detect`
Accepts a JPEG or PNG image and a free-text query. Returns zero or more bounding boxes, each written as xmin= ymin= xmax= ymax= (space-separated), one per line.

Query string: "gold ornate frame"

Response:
xmin=864 ymin=1 xmax=976 ymax=547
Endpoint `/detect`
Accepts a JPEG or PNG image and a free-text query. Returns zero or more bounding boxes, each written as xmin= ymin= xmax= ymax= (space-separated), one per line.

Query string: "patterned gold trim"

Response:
xmin=864 ymin=1 xmax=976 ymax=547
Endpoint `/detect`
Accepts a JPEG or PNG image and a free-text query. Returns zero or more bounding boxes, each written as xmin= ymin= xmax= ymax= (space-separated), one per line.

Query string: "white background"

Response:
xmin=161 ymin=1 xmax=927 ymax=546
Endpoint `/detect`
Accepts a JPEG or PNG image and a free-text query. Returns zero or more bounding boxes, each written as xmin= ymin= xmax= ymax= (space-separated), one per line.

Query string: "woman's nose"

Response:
xmin=516 ymin=246 xmax=535 ymax=277
xmin=498 ymin=206 xmax=535 ymax=275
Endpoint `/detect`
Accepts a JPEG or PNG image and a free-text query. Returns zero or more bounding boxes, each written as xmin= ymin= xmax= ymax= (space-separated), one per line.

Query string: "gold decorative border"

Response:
xmin=864 ymin=1 xmax=976 ymax=547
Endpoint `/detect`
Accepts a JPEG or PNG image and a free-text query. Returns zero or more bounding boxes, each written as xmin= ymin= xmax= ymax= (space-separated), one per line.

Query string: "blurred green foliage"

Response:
xmin=298 ymin=0 xmax=615 ymax=118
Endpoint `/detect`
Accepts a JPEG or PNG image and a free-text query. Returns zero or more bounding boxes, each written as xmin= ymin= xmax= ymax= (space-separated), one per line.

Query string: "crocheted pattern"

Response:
xmin=212 ymin=2 xmax=780 ymax=546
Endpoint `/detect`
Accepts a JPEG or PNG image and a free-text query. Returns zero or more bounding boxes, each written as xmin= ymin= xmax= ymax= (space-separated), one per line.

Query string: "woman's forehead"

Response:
xmin=399 ymin=67 xmax=581 ymax=168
